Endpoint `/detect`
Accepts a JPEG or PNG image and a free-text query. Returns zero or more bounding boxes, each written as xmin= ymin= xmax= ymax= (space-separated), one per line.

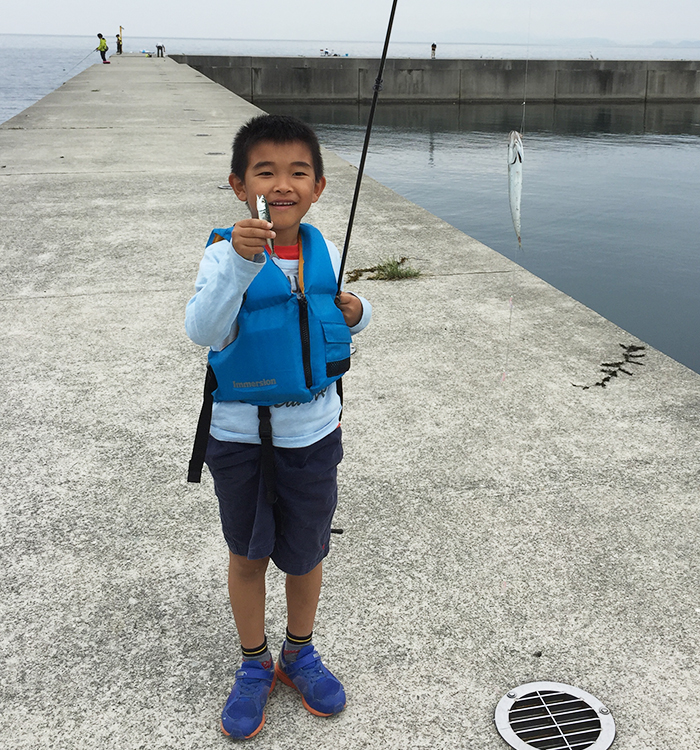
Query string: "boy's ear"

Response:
xmin=229 ymin=173 xmax=248 ymax=203
xmin=312 ymin=176 xmax=327 ymax=203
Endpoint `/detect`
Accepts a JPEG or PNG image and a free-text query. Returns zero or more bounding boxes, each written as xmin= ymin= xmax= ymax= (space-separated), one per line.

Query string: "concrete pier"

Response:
xmin=171 ymin=55 xmax=700 ymax=103
xmin=1 ymin=56 xmax=699 ymax=750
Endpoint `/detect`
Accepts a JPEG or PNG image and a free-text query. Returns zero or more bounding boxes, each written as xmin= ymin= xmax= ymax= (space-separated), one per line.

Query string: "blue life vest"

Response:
xmin=207 ymin=223 xmax=352 ymax=406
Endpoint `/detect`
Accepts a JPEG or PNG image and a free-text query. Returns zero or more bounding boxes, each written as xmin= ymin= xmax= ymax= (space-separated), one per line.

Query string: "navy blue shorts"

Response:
xmin=204 ymin=428 xmax=343 ymax=576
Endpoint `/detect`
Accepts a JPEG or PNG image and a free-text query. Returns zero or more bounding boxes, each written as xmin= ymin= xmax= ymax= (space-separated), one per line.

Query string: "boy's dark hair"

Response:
xmin=231 ymin=114 xmax=324 ymax=182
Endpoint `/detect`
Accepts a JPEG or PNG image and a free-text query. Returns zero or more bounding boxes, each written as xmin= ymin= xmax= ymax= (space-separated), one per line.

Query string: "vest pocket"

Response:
xmin=321 ymin=320 xmax=352 ymax=378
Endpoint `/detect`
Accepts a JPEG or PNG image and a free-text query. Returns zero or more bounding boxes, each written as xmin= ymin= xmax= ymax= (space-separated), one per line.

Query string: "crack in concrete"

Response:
xmin=0 ymin=288 xmax=181 ymax=303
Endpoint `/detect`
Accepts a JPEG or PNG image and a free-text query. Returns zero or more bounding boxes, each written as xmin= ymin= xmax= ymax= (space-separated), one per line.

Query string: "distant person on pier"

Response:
xmin=116 ymin=33 xmax=122 ymax=54
xmin=431 ymin=42 xmax=436 ymax=59
xmin=156 ymin=43 xmax=166 ymax=57
xmin=96 ymin=34 xmax=109 ymax=64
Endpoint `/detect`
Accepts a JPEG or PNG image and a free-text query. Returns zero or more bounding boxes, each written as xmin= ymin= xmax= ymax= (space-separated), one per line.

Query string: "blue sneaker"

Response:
xmin=220 ymin=660 xmax=276 ymax=739
xmin=275 ymin=644 xmax=346 ymax=717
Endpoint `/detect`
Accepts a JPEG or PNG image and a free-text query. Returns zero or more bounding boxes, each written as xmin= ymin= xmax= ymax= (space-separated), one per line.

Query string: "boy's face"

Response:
xmin=229 ymin=140 xmax=326 ymax=246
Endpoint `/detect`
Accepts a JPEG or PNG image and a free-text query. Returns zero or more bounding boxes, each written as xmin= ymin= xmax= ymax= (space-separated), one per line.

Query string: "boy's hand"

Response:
xmin=336 ymin=292 xmax=362 ymax=328
xmin=230 ymin=219 xmax=276 ymax=260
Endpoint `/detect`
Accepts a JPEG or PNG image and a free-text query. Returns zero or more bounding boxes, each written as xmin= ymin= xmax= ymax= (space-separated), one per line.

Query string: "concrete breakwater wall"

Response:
xmin=170 ymin=55 xmax=700 ymax=103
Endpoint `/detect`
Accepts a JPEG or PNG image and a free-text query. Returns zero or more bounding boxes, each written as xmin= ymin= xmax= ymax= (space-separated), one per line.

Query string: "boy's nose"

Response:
xmin=272 ymin=177 xmax=292 ymax=193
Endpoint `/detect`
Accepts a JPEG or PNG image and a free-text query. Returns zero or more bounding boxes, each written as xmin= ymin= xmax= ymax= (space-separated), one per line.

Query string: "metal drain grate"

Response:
xmin=495 ymin=682 xmax=615 ymax=750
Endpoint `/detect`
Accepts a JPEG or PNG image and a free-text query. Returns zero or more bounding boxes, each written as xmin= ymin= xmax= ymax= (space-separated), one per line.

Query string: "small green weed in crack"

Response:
xmin=347 ymin=256 xmax=422 ymax=282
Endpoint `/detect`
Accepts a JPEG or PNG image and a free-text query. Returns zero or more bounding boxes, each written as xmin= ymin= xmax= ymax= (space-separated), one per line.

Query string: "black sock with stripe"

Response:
xmin=282 ymin=628 xmax=313 ymax=663
xmin=242 ymin=636 xmax=273 ymax=670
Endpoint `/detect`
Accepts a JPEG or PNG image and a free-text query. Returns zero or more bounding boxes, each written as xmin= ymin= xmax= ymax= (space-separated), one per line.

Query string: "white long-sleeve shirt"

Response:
xmin=185 ymin=233 xmax=371 ymax=448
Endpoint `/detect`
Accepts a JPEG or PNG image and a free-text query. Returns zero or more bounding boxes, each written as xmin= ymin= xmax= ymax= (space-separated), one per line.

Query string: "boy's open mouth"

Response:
xmin=269 ymin=200 xmax=296 ymax=207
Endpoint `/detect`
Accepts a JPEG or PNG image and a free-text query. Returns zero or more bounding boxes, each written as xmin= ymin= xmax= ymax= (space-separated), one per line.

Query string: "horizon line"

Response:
xmin=2 ymin=31 xmax=700 ymax=48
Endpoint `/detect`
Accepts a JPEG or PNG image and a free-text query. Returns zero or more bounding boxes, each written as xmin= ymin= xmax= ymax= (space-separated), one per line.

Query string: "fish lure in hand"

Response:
xmin=255 ymin=194 xmax=276 ymax=257
xmin=508 ymin=131 xmax=523 ymax=248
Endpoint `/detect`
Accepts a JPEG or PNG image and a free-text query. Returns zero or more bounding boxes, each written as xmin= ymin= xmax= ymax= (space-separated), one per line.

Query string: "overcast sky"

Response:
xmin=5 ymin=0 xmax=700 ymax=45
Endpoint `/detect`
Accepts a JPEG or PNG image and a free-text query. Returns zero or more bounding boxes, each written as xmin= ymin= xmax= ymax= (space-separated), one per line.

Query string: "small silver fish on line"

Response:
xmin=508 ymin=131 xmax=523 ymax=248
xmin=255 ymin=194 xmax=276 ymax=256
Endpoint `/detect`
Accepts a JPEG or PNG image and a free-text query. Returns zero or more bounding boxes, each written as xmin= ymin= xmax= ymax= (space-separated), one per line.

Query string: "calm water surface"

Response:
xmin=267 ymin=102 xmax=700 ymax=375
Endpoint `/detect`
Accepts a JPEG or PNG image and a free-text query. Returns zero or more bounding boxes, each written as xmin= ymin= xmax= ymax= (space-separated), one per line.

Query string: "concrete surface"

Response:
xmin=1 ymin=54 xmax=699 ymax=750
xmin=170 ymin=55 xmax=700 ymax=103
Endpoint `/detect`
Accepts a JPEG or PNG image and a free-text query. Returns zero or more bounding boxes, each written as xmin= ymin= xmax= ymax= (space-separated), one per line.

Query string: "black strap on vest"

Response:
xmin=187 ymin=365 xmax=218 ymax=483
xmin=336 ymin=376 xmax=343 ymax=421
xmin=257 ymin=405 xmax=277 ymax=505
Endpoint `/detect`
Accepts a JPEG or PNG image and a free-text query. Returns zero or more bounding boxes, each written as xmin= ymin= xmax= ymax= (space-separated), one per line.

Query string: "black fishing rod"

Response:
xmin=336 ymin=0 xmax=399 ymax=295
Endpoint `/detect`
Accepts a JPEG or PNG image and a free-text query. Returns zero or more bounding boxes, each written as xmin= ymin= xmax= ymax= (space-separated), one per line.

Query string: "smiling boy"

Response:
xmin=185 ymin=115 xmax=371 ymax=739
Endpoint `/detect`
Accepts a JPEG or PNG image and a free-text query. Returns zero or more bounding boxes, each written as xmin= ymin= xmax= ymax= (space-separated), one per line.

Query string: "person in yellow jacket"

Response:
xmin=96 ymin=34 xmax=110 ymax=64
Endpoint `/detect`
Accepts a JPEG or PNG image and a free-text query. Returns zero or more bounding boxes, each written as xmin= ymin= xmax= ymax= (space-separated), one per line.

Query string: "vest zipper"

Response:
xmin=297 ymin=292 xmax=313 ymax=388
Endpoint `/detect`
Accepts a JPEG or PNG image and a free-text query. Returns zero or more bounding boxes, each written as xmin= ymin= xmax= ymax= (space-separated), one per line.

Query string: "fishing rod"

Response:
xmin=336 ymin=0 xmax=399 ymax=295
xmin=65 ymin=48 xmax=97 ymax=75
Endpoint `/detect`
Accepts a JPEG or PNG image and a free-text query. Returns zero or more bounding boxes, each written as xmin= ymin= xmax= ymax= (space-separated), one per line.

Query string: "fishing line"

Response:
xmin=336 ymin=0 xmax=399 ymax=295
xmin=501 ymin=296 xmax=515 ymax=383
xmin=520 ymin=6 xmax=532 ymax=135
xmin=502 ymin=4 xmax=532 ymax=382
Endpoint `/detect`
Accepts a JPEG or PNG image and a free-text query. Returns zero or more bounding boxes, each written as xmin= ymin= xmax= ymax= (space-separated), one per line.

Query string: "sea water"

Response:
xmin=264 ymin=101 xmax=700 ymax=374
xmin=2 ymin=34 xmax=699 ymax=374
